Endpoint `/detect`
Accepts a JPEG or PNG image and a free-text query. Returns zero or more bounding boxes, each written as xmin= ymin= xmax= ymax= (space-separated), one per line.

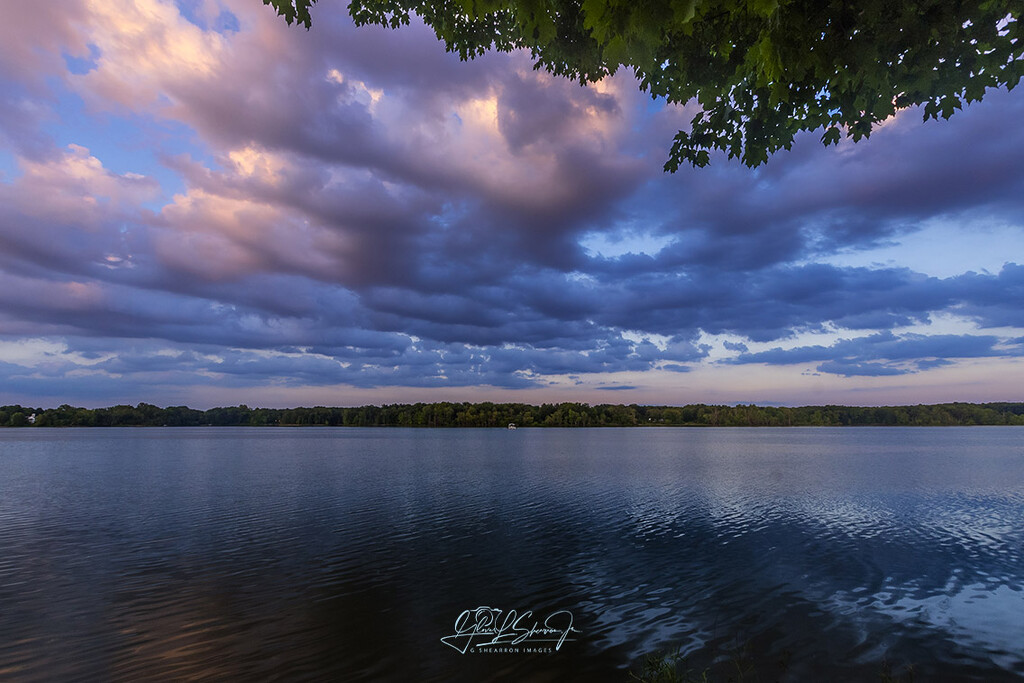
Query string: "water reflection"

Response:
xmin=1 ymin=427 xmax=1022 ymax=680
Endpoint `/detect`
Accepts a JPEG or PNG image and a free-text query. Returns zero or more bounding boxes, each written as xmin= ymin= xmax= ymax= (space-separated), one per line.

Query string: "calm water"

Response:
xmin=1 ymin=427 xmax=1023 ymax=681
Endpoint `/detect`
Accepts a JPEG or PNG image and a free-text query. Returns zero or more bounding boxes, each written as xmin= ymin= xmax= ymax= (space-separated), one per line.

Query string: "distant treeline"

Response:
xmin=2 ymin=401 xmax=1024 ymax=428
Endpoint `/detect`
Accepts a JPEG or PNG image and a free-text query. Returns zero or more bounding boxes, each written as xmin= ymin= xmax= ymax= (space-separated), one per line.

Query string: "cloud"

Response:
xmin=813 ymin=361 xmax=909 ymax=377
xmin=0 ymin=0 xmax=1023 ymax=405
xmin=729 ymin=331 xmax=1019 ymax=377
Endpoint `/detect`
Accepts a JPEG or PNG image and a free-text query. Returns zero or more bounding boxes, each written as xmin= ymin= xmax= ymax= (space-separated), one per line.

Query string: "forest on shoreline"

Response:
xmin=2 ymin=401 xmax=1024 ymax=428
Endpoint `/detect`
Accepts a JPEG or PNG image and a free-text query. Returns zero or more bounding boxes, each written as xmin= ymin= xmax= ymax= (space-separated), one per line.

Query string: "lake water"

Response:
xmin=1 ymin=427 xmax=1022 ymax=681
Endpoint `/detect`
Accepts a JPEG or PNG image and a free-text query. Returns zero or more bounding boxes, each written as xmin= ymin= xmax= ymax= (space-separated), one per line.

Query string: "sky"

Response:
xmin=1 ymin=0 xmax=1022 ymax=409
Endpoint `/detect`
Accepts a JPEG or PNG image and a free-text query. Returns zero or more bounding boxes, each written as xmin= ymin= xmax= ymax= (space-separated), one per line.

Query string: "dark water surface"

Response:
xmin=1 ymin=427 xmax=1023 ymax=681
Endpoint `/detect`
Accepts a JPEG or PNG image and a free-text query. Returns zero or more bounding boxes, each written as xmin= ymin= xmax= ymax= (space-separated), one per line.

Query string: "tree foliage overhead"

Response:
xmin=264 ymin=0 xmax=1022 ymax=169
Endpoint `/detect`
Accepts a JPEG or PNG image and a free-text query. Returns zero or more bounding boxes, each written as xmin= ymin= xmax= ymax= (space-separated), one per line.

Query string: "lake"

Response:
xmin=1 ymin=427 xmax=1022 ymax=681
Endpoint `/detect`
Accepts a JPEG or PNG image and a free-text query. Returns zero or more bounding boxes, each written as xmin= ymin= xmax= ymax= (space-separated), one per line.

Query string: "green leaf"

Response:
xmin=749 ymin=0 xmax=779 ymax=18
xmin=672 ymin=0 xmax=697 ymax=25
xmin=604 ymin=35 xmax=629 ymax=66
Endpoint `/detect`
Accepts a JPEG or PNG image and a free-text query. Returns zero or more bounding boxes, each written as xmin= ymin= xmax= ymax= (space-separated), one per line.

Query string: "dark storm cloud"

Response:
xmin=730 ymin=331 xmax=1019 ymax=377
xmin=604 ymin=87 xmax=1024 ymax=277
xmin=496 ymin=71 xmax=620 ymax=153
xmin=945 ymin=264 xmax=1024 ymax=328
xmin=552 ymin=264 xmax=946 ymax=342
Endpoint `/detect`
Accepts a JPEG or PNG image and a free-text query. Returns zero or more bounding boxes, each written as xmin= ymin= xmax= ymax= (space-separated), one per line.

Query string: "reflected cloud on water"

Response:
xmin=1 ymin=427 xmax=1022 ymax=680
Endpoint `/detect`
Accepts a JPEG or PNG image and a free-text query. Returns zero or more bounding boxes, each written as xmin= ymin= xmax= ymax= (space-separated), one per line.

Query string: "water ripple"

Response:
xmin=1 ymin=426 xmax=1023 ymax=680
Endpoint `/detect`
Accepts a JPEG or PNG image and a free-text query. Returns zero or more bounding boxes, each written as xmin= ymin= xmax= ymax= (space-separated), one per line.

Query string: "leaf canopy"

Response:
xmin=264 ymin=0 xmax=1024 ymax=169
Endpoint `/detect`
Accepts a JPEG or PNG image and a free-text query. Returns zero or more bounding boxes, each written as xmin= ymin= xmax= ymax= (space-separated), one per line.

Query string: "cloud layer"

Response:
xmin=1 ymin=0 xmax=1022 ymax=407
